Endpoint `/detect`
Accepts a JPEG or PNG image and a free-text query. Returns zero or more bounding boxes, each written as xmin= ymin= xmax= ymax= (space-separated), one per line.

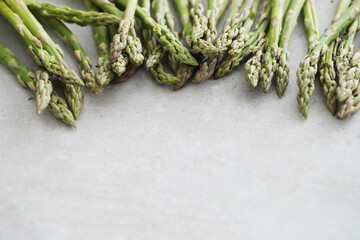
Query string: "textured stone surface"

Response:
xmin=0 ymin=1 xmax=359 ymax=239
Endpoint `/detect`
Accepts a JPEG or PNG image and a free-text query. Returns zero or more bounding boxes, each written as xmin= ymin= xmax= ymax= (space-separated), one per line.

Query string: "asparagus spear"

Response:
xmin=3 ymin=0 xmax=84 ymax=118
xmin=297 ymin=0 xmax=360 ymax=118
xmin=34 ymin=66 xmax=53 ymax=114
xmin=0 ymin=42 xmax=75 ymax=127
xmin=23 ymin=0 xmax=121 ymax=26
xmin=276 ymin=0 xmax=306 ymax=98
xmin=189 ymin=0 xmax=218 ymax=55
xmin=215 ymin=0 xmax=254 ymax=54
xmin=318 ymin=0 xmax=348 ymax=115
xmin=303 ymin=0 xmax=319 ymax=47
xmin=259 ymin=0 xmax=288 ymax=93
xmin=214 ymin=0 xmax=271 ymax=79
xmin=0 ymin=0 xmax=84 ymax=87
xmin=42 ymin=17 xmax=102 ymax=94
xmin=244 ymin=0 xmax=290 ymax=87
xmin=336 ymin=16 xmax=360 ymax=102
xmin=173 ymin=0 xmax=193 ymax=47
xmin=216 ymin=0 xmax=230 ymax=24
xmin=111 ymin=0 xmax=144 ymax=76
xmin=172 ymin=0 xmax=196 ymax=90
xmin=194 ymin=0 xmax=260 ymax=83
xmin=111 ymin=0 xmax=198 ymax=66
xmin=142 ymin=0 xmax=179 ymax=85
xmin=337 ymin=84 xmax=360 ymax=119
xmin=162 ymin=0 xmax=181 ymax=73
xmin=84 ymin=0 xmax=114 ymax=86
xmin=152 ymin=0 xmax=179 ymax=80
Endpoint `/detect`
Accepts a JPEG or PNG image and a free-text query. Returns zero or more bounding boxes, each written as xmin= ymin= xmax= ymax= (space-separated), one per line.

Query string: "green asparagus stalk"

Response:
xmin=111 ymin=0 xmax=198 ymax=66
xmin=243 ymin=0 xmax=291 ymax=87
xmin=0 ymin=42 xmax=75 ymax=127
xmin=3 ymin=0 xmax=84 ymax=118
xmin=89 ymin=0 xmax=131 ymax=80
xmin=319 ymin=43 xmax=337 ymax=114
xmin=216 ymin=0 xmax=230 ymax=23
xmin=0 ymin=0 xmax=84 ymax=87
xmin=193 ymin=0 xmax=245 ymax=83
xmin=297 ymin=0 xmax=360 ymax=118
xmin=244 ymin=41 xmax=265 ymax=87
xmin=34 ymin=66 xmax=53 ymax=114
xmin=188 ymin=0 xmax=218 ymax=55
xmin=43 ymin=17 xmax=102 ymax=94
xmin=259 ymin=0 xmax=288 ymax=93
xmin=143 ymin=0 xmax=179 ymax=85
xmin=162 ymin=0 xmax=181 ymax=73
xmin=303 ymin=0 xmax=319 ymax=47
xmin=63 ymin=84 xmax=83 ymax=120
xmin=163 ymin=0 xmax=197 ymax=90
xmin=214 ymin=0 xmax=271 ymax=79
xmin=172 ymin=0 xmax=197 ymax=90
xmin=229 ymin=0 xmax=261 ymax=56
xmin=84 ymin=0 xmax=114 ymax=85
xmin=318 ymin=0 xmax=348 ymax=115
xmin=23 ymin=0 xmax=121 ymax=26
xmin=336 ymin=16 xmax=360 ymax=102
xmin=276 ymin=0 xmax=306 ymax=98
xmin=173 ymin=0 xmax=193 ymax=46
xmin=152 ymin=0 xmax=179 ymax=76
xmin=194 ymin=0 xmax=260 ymax=83
xmin=337 ymin=84 xmax=360 ymax=119
xmin=205 ymin=0 xmax=218 ymax=43
xmin=215 ymin=0 xmax=254 ymax=54
xmin=110 ymin=0 xmax=144 ymax=76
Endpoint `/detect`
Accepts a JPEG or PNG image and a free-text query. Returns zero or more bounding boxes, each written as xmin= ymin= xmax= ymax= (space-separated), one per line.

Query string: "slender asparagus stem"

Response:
xmin=143 ymin=0 xmax=179 ymax=85
xmin=194 ymin=0 xmax=260 ymax=83
xmin=3 ymin=0 xmax=84 ymax=118
xmin=319 ymin=42 xmax=337 ymax=114
xmin=303 ymin=0 xmax=319 ymax=47
xmin=276 ymin=0 xmax=306 ymax=98
xmin=0 ymin=0 xmax=83 ymax=87
xmin=153 ymin=0 xmax=178 ymax=73
xmin=243 ymin=0 xmax=290 ymax=87
xmin=189 ymin=0 xmax=218 ymax=55
xmin=43 ymin=17 xmax=102 ymax=94
xmin=163 ymin=0 xmax=180 ymax=72
xmin=173 ymin=0 xmax=193 ymax=46
xmin=206 ymin=0 xmax=218 ymax=43
xmin=336 ymin=16 xmax=360 ymax=102
xmin=109 ymin=0 xmax=144 ymax=76
xmin=4 ymin=0 xmax=84 ymax=86
xmin=259 ymin=0 xmax=288 ymax=93
xmin=34 ymin=66 xmax=53 ymax=114
xmin=297 ymin=0 xmax=360 ymax=118
xmin=229 ymin=0 xmax=261 ymax=56
xmin=214 ymin=0 xmax=271 ymax=79
xmin=84 ymin=0 xmax=114 ymax=86
xmin=216 ymin=0 xmax=229 ymax=23
xmin=337 ymin=84 xmax=360 ymax=119
xmin=216 ymin=0 xmax=254 ymax=54
xmin=93 ymin=0 xmax=198 ymax=66
xmin=318 ymin=0 xmax=349 ymax=115
xmin=171 ymin=0 xmax=197 ymax=90
xmin=23 ymin=0 xmax=121 ymax=26
xmin=245 ymin=42 xmax=265 ymax=87
xmin=0 ymin=42 xmax=75 ymax=127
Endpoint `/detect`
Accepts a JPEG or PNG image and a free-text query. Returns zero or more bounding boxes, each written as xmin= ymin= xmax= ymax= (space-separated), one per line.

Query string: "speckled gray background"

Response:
xmin=0 ymin=0 xmax=359 ymax=239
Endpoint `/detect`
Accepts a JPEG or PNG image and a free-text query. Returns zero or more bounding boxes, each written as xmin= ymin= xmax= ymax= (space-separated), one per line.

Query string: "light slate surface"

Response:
xmin=0 ymin=0 xmax=359 ymax=239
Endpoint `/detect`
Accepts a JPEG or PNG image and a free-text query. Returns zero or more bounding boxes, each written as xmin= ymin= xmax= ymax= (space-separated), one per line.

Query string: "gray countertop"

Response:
xmin=0 ymin=0 xmax=359 ymax=239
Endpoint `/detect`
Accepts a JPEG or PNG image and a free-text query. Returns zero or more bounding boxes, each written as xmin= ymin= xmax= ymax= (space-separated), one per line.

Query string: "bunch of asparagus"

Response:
xmin=1 ymin=0 xmax=360 ymax=128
